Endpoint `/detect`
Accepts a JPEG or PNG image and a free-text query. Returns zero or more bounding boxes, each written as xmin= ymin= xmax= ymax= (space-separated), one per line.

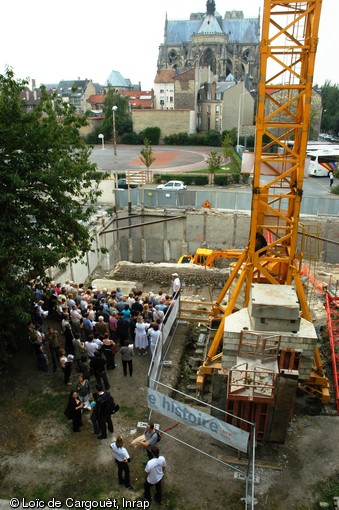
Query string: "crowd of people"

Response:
xmin=29 ymin=275 xmax=181 ymax=378
xmin=28 ymin=275 xmax=179 ymax=503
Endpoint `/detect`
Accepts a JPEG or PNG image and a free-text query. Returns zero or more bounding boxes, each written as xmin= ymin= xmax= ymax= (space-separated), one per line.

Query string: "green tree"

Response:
xmin=138 ymin=126 xmax=160 ymax=145
xmin=221 ymin=128 xmax=238 ymax=147
xmin=101 ymin=87 xmax=132 ymax=140
xmin=321 ymin=81 xmax=339 ymax=134
xmin=0 ymin=68 xmax=103 ymax=362
xmin=205 ymin=149 xmax=222 ymax=184
xmin=222 ymin=134 xmax=241 ymax=172
xmin=139 ymin=138 xmax=156 ymax=183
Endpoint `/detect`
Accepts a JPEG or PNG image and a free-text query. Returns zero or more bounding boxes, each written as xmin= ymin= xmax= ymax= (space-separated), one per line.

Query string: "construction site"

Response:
xmin=1 ymin=1 xmax=339 ymax=510
xmin=96 ymin=0 xmax=339 ymax=507
xmin=97 ymin=0 xmax=339 ymax=425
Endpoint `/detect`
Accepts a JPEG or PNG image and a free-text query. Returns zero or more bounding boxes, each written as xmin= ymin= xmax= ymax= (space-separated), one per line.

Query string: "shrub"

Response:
xmin=120 ymin=132 xmax=140 ymax=144
xmin=232 ymin=173 xmax=240 ymax=184
xmin=163 ymin=132 xmax=223 ymax=146
xmin=206 ymin=130 xmax=222 ymax=146
xmin=189 ymin=133 xmax=208 ymax=146
xmin=331 ymin=184 xmax=339 ymax=195
xmin=153 ymin=174 xmax=163 ymax=184
xmin=214 ymin=175 xmax=228 ymax=186
xmin=163 ymin=132 xmax=190 ymax=145
xmin=138 ymin=127 xmax=160 ymax=145
xmin=192 ymin=175 xmax=208 ymax=185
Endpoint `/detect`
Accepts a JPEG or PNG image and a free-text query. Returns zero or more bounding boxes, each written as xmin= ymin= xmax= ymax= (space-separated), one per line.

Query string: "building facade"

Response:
xmin=56 ymin=80 xmax=97 ymax=114
xmin=157 ymin=0 xmax=260 ymax=88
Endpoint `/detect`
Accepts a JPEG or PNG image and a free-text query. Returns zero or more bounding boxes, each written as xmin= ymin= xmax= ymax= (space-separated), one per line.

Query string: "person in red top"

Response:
xmin=109 ymin=311 xmax=118 ymax=340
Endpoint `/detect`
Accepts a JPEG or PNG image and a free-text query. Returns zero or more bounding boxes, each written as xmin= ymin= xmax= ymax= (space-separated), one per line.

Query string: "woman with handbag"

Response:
xmin=102 ymin=332 xmax=116 ymax=370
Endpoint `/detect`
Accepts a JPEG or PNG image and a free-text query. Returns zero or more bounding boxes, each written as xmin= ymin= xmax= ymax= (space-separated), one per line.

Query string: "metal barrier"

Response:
xmin=147 ymin=296 xmax=180 ymax=389
xmin=113 ymin=188 xmax=339 ymax=216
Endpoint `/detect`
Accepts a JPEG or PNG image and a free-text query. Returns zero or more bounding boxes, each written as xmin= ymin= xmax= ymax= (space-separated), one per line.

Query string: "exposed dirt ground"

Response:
xmin=0 ymin=267 xmax=339 ymax=510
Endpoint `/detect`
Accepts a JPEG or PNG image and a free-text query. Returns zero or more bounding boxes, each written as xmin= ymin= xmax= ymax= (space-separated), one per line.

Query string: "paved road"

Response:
xmin=89 ymin=144 xmax=209 ymax=175
xmin=89 ymin=145 xmax=338 ymax=198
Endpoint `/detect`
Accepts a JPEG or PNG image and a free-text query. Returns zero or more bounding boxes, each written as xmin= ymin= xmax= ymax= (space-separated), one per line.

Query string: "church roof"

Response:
xmin=224 ymin=18 xmax=258 ymax=43
xmin=154 ymin=69 xmax=177 ymax=83
xmin=198 ymin=14 xmax=223 ymax=34
xmin=165 ymin=16 xmax=258 ymax=45
xmin=106 ymin=70 xmax=132 ymax=88
xmin=216 ymin=81 xmax=236 ymax=93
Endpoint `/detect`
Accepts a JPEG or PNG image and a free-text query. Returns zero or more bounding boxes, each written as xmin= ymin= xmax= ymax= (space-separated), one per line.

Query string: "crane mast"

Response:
xmin=197 ymin=1 xmax=327 ymax=403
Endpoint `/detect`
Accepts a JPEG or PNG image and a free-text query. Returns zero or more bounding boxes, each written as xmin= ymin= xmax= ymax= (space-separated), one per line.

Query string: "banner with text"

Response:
xmin=148 ymin=388 xmax=249 ymax=453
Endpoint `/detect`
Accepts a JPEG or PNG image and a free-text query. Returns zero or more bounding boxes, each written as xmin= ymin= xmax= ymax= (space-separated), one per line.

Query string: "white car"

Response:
xmin=157 ymin=180 xmax=187 ymax=190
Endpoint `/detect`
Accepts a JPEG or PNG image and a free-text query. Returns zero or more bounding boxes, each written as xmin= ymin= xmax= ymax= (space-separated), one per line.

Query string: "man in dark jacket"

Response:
xmin=131 ymin=296 xmax=143 ymax=316
xmin=117 ymin=314 xmax=130 ymax=345
xmin=90 ymin=351 xmax=110 ymax=390
xmin=95 ymin=383 xmax=114 ymax=440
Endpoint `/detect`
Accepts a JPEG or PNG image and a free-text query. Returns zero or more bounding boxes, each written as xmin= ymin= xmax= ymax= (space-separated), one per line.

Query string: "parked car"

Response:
xmin=117 ymin=178 xmax=138 ymax=189
xmin=157 ymin=180 xmax=187 ymax=190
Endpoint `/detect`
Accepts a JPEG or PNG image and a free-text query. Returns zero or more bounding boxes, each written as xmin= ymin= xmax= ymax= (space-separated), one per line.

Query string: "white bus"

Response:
xmin=307 ymin=149 xmax=339 ymax=177
xmin=287 ymin=140 xmax=339 ymax=152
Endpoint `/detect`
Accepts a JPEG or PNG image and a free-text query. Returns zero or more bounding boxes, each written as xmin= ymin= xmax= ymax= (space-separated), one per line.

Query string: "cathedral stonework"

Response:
xmin=157 ymin=1 xmax=260 ymax=87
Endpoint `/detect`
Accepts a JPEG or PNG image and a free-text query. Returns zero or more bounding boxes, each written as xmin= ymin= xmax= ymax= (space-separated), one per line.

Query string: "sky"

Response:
xmin=0 ymin=0 xmax=337 ymax=91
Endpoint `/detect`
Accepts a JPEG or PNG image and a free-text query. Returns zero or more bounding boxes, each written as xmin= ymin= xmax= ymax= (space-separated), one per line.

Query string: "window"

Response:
xmin=215 ymin=106 xmax=219 ymax=114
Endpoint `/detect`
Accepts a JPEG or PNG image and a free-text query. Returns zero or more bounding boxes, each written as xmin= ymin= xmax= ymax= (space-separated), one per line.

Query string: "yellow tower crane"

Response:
xmin=197 ymin=0 xmax=329 ymax=406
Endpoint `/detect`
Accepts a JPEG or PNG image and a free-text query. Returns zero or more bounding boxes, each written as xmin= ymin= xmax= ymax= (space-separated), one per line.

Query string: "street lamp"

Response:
xmin=237 ymin=88 xmax=255 ymax=153
xmin=98 ymin=133 xmax=105 ymax=150
xmin=112 ymin=105 xmax=118 ymax=157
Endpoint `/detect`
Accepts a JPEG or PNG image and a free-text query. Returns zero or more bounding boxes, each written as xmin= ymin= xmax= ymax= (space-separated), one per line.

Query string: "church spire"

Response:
xmin=206 ymin=0 xmax=216 ymax=16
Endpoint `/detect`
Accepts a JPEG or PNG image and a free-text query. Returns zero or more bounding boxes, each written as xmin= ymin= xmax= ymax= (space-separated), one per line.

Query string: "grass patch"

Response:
xmin=161 ymin=484 xmax=196 ymax=510
xmin=0 ymin=395 xmax=11 ymax=409
xmin=58 ymin=466 xmax=118 ymax=501
xmin=41 ymin=442 xmax=65 ymax=457
xmin=330 ymin=184 xmax=339 ymax=194
xmin=119 ymin=404 xmax=146 ymax=421
xmin=5 ymin=483 xmax=53 ymax=501
xmin=315 ymin=471 xmax=339 ymax=507
xmin=294 ymin=471 xmax=339 ymax=510
xmin=224 ymin=162 xmax=240 ymax=173
xmin=24 ymin=389 xmax=66 ymax=419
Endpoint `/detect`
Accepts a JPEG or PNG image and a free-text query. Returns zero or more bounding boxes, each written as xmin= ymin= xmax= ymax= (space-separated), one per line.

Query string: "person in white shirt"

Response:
xmin=127 ymin=292 xmax=135 ymax=307
xmin=70 ymin=305 xmax=82 ymax=335
xmin=144 ymin=446 xmax=167 ymax=505
xmin=148 ymin=324 xmax=161 ymax=358
xmin=85 ymin=335 xmax=98 ymax=359
xmin=93 ymin=335 xmax=104 ymax=350
xmin=152 ymin=305 xmax=164 ymax=324
xmin=110 ymin=436 xmax=132 ymax=489
xmin=171 ymin=273 xmax=181 ymax=298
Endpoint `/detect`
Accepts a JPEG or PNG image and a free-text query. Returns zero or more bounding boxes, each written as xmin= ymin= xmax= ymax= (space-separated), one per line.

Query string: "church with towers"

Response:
xmin=157 ymin=0 xmax=260 ymax=87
